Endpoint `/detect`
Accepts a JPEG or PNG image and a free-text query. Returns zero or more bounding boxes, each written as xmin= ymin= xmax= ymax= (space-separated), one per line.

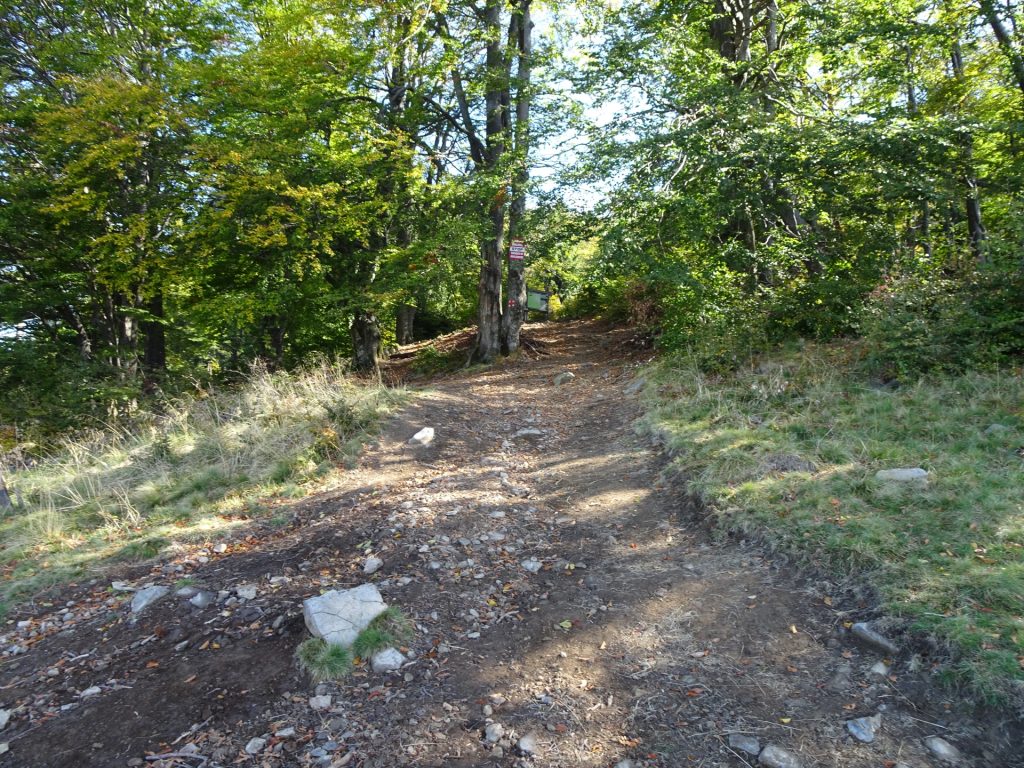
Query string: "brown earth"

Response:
xmin=0 ymin=320 xmax=1020 ymax=768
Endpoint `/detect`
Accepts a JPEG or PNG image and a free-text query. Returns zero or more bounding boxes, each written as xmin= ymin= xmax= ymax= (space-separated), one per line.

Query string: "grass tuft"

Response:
xmin=352 ymin=627 xmax=395 ymax=658
xmin=640 ymin=342 xmax=1024 ymax=706
xmin=296 ymin=637 xmax=352 ymax=682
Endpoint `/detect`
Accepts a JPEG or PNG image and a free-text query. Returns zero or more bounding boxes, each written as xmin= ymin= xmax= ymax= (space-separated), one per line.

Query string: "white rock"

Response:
xmin=614 ymin=761 xmax=636 ymax=768
xmin=875 ymin=468 xmax=928 ymax=482
xmin=521 ymin=558 xmax=543 ymax=574
xmin=758 ymin=745 xmax=803 ymax=768
xmin=236 ymin=584 xmax=257 ymax=600
xmin=245 ymin=737 xmax=266 ymax=755
xmin=363 ymin=557 xmax=384 ymax=575
xmin=516 ymin=732 xmax=539 ymax=755
xmin=371 ymin=647 xmax=406 ymax=673
xmin=303 ymin=584 xmax=387 ymax=647
xmin=0 ymin=709 xmax=9 ymax=731
xmin=484 ymin=723 xmax=505 ymax=743
xmin=846 ymin=714 xmax=881 ymax=743
xmin=409 ymin=428 xmax=435 ymax=447
xmin=728 ymin=734 xmax=760 ymax=755
xmin=111 ymin=581 xmax=134 ymax=592
xmin=130 ymin=586 xmax=169 ymax=614
xmin=276 ymin=727 xmax=296 ymax=738
xmin=189 ymin=591 xmax=214 ymax=609
xmin=553 ymin=372 xmax=575 ymax=385
xmin=174 ymin=586 xmax=199 ymax=598
xmin=0 ymin=743 xmax=7 ymax=756
xmin=80 ymin=687 xmax=101 ymax=698
xmin=869 ymin=661 xmax=890 ymax=677
xmin=924 ymin=736 xmax=963 ymax=764
xmin=309 ymin=695 xmax=332 ymax=711
xmin=213 ymin=542 xmax=228 ymax=553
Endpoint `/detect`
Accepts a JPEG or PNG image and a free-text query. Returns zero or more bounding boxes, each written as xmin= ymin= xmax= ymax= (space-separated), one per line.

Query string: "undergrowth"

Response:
xmin=0 ymin=359 xmax=405 ymax=615
xmin=639 ymin=342 xmax=1024 ymax=707
xmin=296 ymin=638 xmax=353 ymax=681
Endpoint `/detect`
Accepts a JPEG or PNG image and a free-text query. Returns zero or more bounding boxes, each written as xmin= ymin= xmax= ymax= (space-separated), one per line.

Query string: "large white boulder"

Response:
xmin=303 ymin=584 xmax=387 ymax=647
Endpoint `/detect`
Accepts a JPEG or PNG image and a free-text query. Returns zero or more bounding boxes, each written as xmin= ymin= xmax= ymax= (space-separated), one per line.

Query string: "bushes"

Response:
xmin=861 ymin=268 xmax=1024 ymax=378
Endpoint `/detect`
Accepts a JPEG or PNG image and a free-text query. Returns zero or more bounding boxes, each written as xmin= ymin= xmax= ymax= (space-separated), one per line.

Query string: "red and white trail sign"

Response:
xmin=509 ymin=239 xmax=526 ymax=261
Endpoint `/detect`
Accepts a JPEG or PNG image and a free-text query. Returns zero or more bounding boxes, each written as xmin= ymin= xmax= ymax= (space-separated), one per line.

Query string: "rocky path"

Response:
xmin=0 ymin=321 xmax=1018 ymax=767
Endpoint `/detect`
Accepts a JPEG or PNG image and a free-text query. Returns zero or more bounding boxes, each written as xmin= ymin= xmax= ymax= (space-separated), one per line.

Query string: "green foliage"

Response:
xmin=641 ymin=345 xmax=1024 ymax=705
xmin=352 ymin=627 xmax=396 ymax=659
xmin=296 ymin=637 xmax=353 ymax=682
xmin=861 ymin=269 xmax=1024 ymax=378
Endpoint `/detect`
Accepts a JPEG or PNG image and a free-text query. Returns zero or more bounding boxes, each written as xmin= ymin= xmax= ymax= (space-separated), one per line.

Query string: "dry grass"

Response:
xmin=0 ymin=359 xmax=405 ymax=617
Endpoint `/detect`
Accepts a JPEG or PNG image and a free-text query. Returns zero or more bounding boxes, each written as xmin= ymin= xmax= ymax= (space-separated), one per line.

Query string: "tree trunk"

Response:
xmin=142 ymin=292 xmax=166 ymax=371
xmin=476 ymin=205 xmax=505 ymax=363
xmin=952 ymin=41 xmax=988 ymax=263
xmin=351 ymin=311 xmax=381 ymax=371
xmin=396 ymin=304 xmax=417 ymax=345
xmin=980 ymin=0 xmax=1024 ymax=102
xmin=502 ymin=0 xmax=533 ymax=356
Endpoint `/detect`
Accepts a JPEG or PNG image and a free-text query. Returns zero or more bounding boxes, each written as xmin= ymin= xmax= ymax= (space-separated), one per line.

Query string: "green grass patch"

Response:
xmin=640 ymin=343 xmax=1024 ymax=705
xmin=296 ymin=637 xmax=352 ymax=681
xmin=0 ymin=359 xmax=406 ymax=613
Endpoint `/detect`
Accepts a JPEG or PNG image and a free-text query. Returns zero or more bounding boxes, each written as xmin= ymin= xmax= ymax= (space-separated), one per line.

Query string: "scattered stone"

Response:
xmin=924 ymin=736 xmax=963 ymax=764
xmin=80 ymin=686 xmax=101 ymax=698
xmin=0 ymin=743 xmax=7 ymax=756
xmin=212 ymin=543 xmax=228 ymax=554
xmin=276 ymin=727 xmax=296 ymax=738
xmin=409 ymin=428 xmax=435 ymax=447
xmin=869 ymin=661 xmax=890 ymax=678
xmin=236 ymin=584 xmax=257 ymax=600
xmin=0 ymin=709 xmax=8 ymax=731
xmin=130 ymin=586 xmax=169 ymax=614
xmin=484 ymin=723 xmax=504 ymax=743
xmin=826 ymin=663 xmax=852 ymax=692
xmin=174 ymin=640 xmax=190 ymax=652
xmin=553 ymin=372 xmax=576 ymax=385
xmin=370 ymin=648 xmax=406 ymax=673
xmin=189 ymin=591 xmax=214 ymax=609
xmin=363 ymin=557 xmax=383 ymax=575
xmin=309 ymin=695 xmax=332 ymax=711
xmin=728 ymin=734 xmax=760 ymax=756
xmin=875 ymin=468 xmax=928 ymax=482
xmin=758 ymin=745 xmax=803 ymax=768
xmin=174 ymin=586 xmax=199 ymax=599
xmin=850 ymin=622 xmax=899 ymax=656
xmin=245 ymin=737 xmax=266 ymax=755
xmin=846 ymin=714 xmax=881 ymax=743
xmin=521 ymin=558 xmax=543 ymax=574
xmin=614 ymin=761 xmax=636 ymax=768
xmin=624 ymin=377 xmax=646 ymax=396
xmin=303 ymin=584 xmax=388 ymax=647
xmin=516 ymin=733 xmax=539 ymax=755
xmin=514 ymin=428 xmax=545 ymax=439
xmin=111 ymin=581 xmax=134 ymax=592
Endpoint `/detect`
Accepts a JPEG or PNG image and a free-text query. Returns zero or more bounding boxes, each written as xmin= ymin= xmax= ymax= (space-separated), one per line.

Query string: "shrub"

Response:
xmin=296 ymin=637 xmax=352 ymax=681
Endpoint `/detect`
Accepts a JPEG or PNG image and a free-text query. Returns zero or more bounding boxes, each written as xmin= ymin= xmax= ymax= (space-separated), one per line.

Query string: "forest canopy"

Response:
xmin=2 ymin=0 xmax=1024 ymax=435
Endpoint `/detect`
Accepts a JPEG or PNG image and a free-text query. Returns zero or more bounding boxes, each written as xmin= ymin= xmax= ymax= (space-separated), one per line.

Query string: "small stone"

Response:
xmin=850 ymin=622 xmax=899 ymax=656
xmin=846 ymin=714 xmax=881 ymax=743
xmin=130 ymin=586 xmax=169 ymax=614
xmin=409 ymin=428 xmax=435 ymax=447
xmin=236 ymin=585 xmax=257 ymax=600
xmin=127 ymin=759 xmax=142 ymax=767
xmin=514 ymin=428 xmax=545 ymax=439
xmin=370 ymin=648 xmax=406 ymax=673
xmin=80 ymin=686 xmax=101 ymax=698
xmin=245 ymin=737 xmax=266 ymax=755
xmin=175 ymin=586 xmax=199 ymax=599
xmin=189 ymin=591 xmax=214 ymax=609
xmin=758 ymin=745 xmax=803 ymax=768
xmin=728 ymin=734 xmax=760 ymax=756
xmin=614 ymin=761 xmax=636 ymax=768
xmin=624 ymin=377 xmax=646 ymax=396
xmin=985 ymin=423 xmax=1010 ymax=435
xmin=111 ymin=581 xmax=134 ymax=592
xmin=924 ymin=736 xmax=963 ymax=764
xmin=875 ymin=468 xmax=928 ymax=482
xmin=869 ymin=661 xmax=890 ymax=677
xmin=521 ymin=558 xmax=542 ymax=574
xmin=482 ymin=705 xmax=493 ymax=717
xmin=0 ymin=743 xmax=9 ymax=756
xmin=484 ymin=723 xmax=504 ymax=743
xmin=363 ymin=557 xmax=383 ymax=575
xmin=0 ymin=710 xmax=8 ymax=730
xmin=309 ymin=695 xmax=332 ymax=711
xmin=276 ymin=727 xmax=296 ymax=738
xmin=213 ymin=543 xmax=228 ymax=554
xmin=174 ymin=640 xmax=190 ymax=652
xmin=553 ymin=372 xmax=576 ymax=385
xmin=516 ymin=733 xmax=539 ymax=755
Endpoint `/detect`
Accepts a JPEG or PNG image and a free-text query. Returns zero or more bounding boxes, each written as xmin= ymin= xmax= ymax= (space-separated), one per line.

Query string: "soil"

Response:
xmin=1 ymin=320 xmax=1020 ymax=768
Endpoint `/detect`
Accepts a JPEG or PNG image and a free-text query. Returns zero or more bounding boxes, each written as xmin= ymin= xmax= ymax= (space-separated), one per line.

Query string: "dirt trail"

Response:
xmin=0 ymin=321 xmax=1019 ymax=768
